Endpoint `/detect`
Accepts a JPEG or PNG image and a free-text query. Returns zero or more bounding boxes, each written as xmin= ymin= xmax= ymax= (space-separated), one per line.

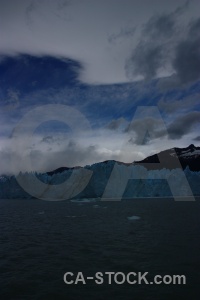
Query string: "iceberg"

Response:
xmin=127 ymin=216 xmax=141 ymax=221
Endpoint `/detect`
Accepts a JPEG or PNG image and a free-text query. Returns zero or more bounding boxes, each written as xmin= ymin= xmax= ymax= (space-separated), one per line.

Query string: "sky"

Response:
xmin=0 ymin=0 xmax=200 ymax=174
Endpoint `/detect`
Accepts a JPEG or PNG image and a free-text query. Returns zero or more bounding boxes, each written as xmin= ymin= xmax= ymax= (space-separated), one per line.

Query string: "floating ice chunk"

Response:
xmin=70 ymin=198 xmax=97 ymax=203
xmin=70 ymin=199 xmax=90 ymax=203
xmin=127 ymin=216 xmax=141 ymax=221
xmin=93 ymin=204 xmax=100 ymax=208
xmin=65 ymin=215 xmax=86 ymax=218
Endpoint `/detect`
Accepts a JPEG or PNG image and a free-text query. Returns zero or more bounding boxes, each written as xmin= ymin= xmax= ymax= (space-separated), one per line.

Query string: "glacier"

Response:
xmin=0 ymin=161 xmax=200 ymax=200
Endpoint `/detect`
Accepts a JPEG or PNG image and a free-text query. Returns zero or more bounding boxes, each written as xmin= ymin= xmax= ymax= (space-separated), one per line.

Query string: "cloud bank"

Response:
xmin=0 ymin=0 xmax=200 ymax=84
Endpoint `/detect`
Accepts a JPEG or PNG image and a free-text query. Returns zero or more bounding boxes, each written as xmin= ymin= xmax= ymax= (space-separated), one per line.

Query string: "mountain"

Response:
xmin=46 ymin=166 xmax=81 ymax=176
xmin=47 ymin=144 xmax=200 ymax=175
xmin=134 ymin=144 xmax=200 ymax=171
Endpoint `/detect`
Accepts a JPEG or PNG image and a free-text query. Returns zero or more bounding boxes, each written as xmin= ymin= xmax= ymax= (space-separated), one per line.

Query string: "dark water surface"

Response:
xmin=0 ymin=198 xmax=200 ymax=300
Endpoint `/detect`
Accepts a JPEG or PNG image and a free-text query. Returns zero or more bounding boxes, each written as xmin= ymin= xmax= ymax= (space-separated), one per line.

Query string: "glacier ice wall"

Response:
xmin=0 ymin=162 xmax=200 ymax=199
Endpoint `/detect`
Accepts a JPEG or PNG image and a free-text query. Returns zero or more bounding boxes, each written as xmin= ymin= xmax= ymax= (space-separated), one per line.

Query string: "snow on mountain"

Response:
xmin=134 ymin=144 xmax=200 ymax=171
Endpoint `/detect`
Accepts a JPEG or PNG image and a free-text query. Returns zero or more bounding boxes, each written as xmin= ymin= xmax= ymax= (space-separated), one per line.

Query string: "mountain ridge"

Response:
xmin=47 ymin=144 xmax=200 ymax=176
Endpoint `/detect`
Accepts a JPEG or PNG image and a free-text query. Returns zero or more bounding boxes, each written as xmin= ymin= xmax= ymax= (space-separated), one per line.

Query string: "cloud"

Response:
xmin=0 ymin=126 xmax=125 ymax=174
xmin=123 ymin=110 xmax=200 ymax=144
xmin=167 ymin=111 xmax=200 ymax=139
xmin=158 ymin=93 xmax=200 ymax=114
xmin=125 ymin=4 xmax=200 ymax=85
xmin=125 ymin=117 xmax=166 ymax=145
xmin=172 ymin=35 xmax=200 ymax=84
xmin=108 ymin=26 xmax=136 ymax=44
xmin=126 ymin=43 xmax=165 ymax=80
xmin=105 ymin=117 xmax=128 ymax=130
xmin=0 ymin=0 xmax=199 ymax=84
xmin=168 ymin=17 xmax=200 ymax=84
xmin=188 ymin=17 xmax=200 ymax=38
xmin=40 ymin=135 xmax=56 ymax=144
xmin=142 ymin=13 xmax=175 ymax=39
xmin=29 ymin=141 xmax=101 ymax=172
xmin=0 ymin=136 xmax=109 ymax=174
xmin=125 ymin=12 xmax=178 ymax=80
xmin=193 ymin=136 xmax=200 ymax=142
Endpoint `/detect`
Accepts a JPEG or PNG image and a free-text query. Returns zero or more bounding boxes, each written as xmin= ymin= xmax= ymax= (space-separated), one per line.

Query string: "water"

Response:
xmin=0 ymin=198 xmax=200 ymax=299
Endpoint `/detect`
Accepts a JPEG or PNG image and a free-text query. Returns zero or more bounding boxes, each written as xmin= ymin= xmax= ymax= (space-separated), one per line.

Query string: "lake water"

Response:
xmin=0 ymin=198 xmax=200 ymax=299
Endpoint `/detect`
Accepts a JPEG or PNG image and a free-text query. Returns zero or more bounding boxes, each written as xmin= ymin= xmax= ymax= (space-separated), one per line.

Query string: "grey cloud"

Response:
xmin=157 ymin=74 xmax=187 ymax=91
xmin=172 ymin=38 xmax=200 ymax=84
xmin=108 ymin=26 xmax=136 ymax=43
xmin=125 ymin=12 xmax=177 ymax=80
xmin=40 ymin=135 xmax=63 ymax=145
xmin=128 ymin=131 xmax=151 ymax=146
xmin=125 ymin=117 xmax=165 ymax=145
xmin=26 ymin=0 xmax=71 ymax=27
xmin=126 ymin=43 xmax=164 ymax=80
xmin=126 ymin=4 xmax=200 ymax=85
xmin=0 ymin=0 xmax=198 ymax=84
xmin=188 ymin=17 xmax=200 ymax=38
xmin=29 ymin=138 xmax=122 ymax=172
xmin=193 ymin=136 xmax=200 ymax=142
xmin=124 ymin=111 xmax=200 ymax=144
xmin=0 ymin=136 xmax=124 ymax=174
xmin=0 ymin=139 xmax=102 ymax=174
xmin=41 ymin=136 xmax=54 ymax=144
xmin=167 ymin=111 xmax=200 ymax=139
xmin=159 ymin=16 xmax=200 ymax=84
xmin=142 ymin=13 xmax=175 ymax=39
xmin=158 ymin=94 xmax=200 ymax=113
xmin=29 ymin=142 xmax=99 ymax=172
xmin=105 ymin=117 xmax=127 ymax=130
